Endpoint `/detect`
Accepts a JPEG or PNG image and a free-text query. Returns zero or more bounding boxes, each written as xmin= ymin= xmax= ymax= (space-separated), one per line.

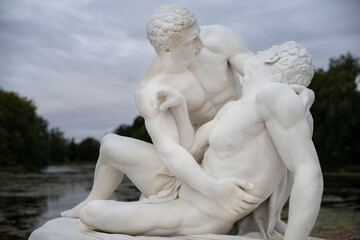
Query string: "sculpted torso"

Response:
xmin=136 ymin=25 xmax=242 ymax=126
xmin=179 ymin=90 xmax=288 ymax=221
xmin=204 ymin=95 xmax=287 ymax=195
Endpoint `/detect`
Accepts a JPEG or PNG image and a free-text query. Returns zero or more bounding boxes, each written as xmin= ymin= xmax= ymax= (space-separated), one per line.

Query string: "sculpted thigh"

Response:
xmin=100 ymin=134 xmax=163 ymax=195
xmin=80 ymin=198 xmax=232 ymax=236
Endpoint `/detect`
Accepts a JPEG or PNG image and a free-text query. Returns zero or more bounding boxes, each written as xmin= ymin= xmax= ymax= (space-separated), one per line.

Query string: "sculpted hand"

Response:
xmin=153 ymin=86 xmax=186 ymax=111
xmin=290 ymin=84 xmax=315 ymax=111
xmin=209 ymin=178 xmax=261 ymax=215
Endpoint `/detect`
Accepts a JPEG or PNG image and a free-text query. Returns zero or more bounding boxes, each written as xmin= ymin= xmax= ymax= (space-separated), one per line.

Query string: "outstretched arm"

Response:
xmin=205 ymin=25 xmax=253 ymax=76
xmin=208 ymin=26 xmax=254 ymax=76
xmin=257 ymin=84 xmax=323 ymax=240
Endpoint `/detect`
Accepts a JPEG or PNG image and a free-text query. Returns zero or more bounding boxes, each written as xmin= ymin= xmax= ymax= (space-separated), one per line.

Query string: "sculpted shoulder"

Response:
xmin=135 ymin=81 xmax=160 ymax=120
xmin=256 ymin=83 xmax=307 ymax=127
xmin=136 ymin=54 xmax=165 ymax=117
xmin=139 ymin=53 xmax=164 ymax=85
xmin=200 ymin=25 xmax=248 ymax=57
xmin=136 ymin=68 xmax=167 ymax=120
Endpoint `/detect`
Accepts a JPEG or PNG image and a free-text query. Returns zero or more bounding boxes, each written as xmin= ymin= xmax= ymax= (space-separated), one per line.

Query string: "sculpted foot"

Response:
xmin=61 ymin=200 xmax=89 ymax=218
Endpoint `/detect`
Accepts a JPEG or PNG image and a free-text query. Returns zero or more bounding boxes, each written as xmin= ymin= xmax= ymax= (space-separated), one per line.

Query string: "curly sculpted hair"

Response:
xmin=146 ymin=5 xmax=197 ymax=53
xmin=267 ymin=41 xmax=315 ymax=87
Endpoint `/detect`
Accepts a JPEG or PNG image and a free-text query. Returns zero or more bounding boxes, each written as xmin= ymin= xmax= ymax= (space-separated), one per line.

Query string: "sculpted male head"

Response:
xmin=266 ymin=41 xmax=315 ymax=87
xmin=146 ymin=5 xmax=197 ymax=54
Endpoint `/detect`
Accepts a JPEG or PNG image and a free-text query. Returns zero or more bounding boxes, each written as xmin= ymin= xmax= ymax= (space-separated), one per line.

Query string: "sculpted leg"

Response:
xmin=61 ymin=133 xmax=163 ymax=218
xmin=79 ymin=199 xmax=230 ymax=236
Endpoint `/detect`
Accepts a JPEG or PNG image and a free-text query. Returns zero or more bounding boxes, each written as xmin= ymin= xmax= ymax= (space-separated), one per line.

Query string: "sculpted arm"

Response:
xmin=189 ymin=120 xmax=215 ymax=162
xmin=189 ymin=101 xmax=236 ymax=160
xmin=153 ymin=85 xmax=208 ymax=161
xmin=154 ymin=87 xmax=234 ymax=162
xmin=137 ymin=88 xmax=219 ymax=197
xmin=208 ymin=25 xmax=254 ymax=76
xmin=257 ymin=84 xmax=323 ymax=240
xmin=153 ymin=86 xmax=194 ymax=151
xmin=291 ymin=84 xmax=315 ymax=136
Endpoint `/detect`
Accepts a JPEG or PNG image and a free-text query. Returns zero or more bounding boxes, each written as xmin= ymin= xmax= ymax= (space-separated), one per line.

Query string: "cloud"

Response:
xmin=1 ymin=0 xmax=359 ymax=141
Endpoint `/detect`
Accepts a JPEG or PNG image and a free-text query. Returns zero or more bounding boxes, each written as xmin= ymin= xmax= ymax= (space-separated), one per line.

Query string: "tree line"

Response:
xmin=0 ymin=91 xmax=100 ymax=172
xmin=0 ymin=53 xmax=359 ymax=172
xmin=309 ymin=53 xmax=360 ymax=172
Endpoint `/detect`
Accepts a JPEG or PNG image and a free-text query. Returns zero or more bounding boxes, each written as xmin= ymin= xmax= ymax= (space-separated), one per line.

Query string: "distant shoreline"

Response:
xmin=311 ymin=226 xmax=360 ymax=240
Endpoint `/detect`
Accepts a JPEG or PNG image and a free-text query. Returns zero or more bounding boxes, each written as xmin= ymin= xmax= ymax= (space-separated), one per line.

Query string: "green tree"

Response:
xmin=67 ymin=138 xmax=78 ymax=162
xmin=0 ymin=89 xmax=48 ymax=171
xmin=114 ymin=116 xmax=152 ymax=143
xmin=48 ymin=128 xmax=68 ymax=164
xmin=310 ymin=53 xmax=360 ymax=171
xmin=77 ymin=137 xmax=100 ymax=162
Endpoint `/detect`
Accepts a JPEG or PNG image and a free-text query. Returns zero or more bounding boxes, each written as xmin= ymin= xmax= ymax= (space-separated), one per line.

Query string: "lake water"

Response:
xmin=0 ymin=165 xmax=359 ymax=240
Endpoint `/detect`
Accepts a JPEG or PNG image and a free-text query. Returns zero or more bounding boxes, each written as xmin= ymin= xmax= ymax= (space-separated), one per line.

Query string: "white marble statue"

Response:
xmin=61 ymin=4 xmax=256 ymax=218
xmin=30 ymin=5 xmax=323 ymax=240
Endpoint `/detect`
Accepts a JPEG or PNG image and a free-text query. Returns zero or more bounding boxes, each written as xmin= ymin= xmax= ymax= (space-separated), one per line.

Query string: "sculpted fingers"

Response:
xmin=233 ymin=206 xmax=246 ymax=214
xmin=241 ymin=192 xmax=262 ymax=204
xmin=230 ymin=198 xmax=260 ymax=215
xmin=290 ymin=84 xmax=315 ymax=109
xmin=153 ymin=86 xmax=184 ymax=111
xmin=230 ymin=208 xmax=242 ymax=215
xmin=233 ymin=201 xmax=253 ymax=214
xmin=238 ymin=201 xmax=253 ymax=210
xmin=159 ymin=98 xmax=177 ymax=111
xmin=234 ymin=178 xmax=254 ymax=190
xmin=151 ymin=86 xmax=168 ymax=109
xmin=156 ymin=87 xmax=168 ymax=101
xmin=290 ymin=84 xmax=304 ymax=93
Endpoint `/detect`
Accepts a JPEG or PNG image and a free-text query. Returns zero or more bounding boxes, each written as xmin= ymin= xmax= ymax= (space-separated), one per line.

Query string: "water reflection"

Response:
xmin=0 ymin=166 xmax=359 ymax=240
xmin=0 ymin=165 xmax=141 ymax=240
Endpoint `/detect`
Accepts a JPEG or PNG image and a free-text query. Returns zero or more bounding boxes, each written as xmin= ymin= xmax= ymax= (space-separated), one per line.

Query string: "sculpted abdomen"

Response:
xmin=203 ymin=101 xmax=287 ymax=200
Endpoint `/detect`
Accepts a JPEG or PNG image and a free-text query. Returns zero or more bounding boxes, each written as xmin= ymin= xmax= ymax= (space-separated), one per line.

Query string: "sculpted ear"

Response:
xmin=159 ymin=44 xmax=171 ymax=53
xmin=265 ymin=53 xmax=280 ymax=64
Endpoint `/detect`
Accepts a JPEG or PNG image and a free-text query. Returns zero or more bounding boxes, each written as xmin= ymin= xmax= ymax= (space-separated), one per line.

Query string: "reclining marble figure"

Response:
xmin=51 ymin=5 xmax=324 ymax=240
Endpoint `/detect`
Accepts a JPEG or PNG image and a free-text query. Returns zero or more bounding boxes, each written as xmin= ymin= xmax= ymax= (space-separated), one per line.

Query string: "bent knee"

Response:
xmin=100 ymin=133 xmax=138 ymax=153
xmin=99 ymin=133 xmax=125 ymax=159
xmin=100 ymin=133 xmax=118 ymax=152
xmin=101 ymin=133 xmax=118 ymax=145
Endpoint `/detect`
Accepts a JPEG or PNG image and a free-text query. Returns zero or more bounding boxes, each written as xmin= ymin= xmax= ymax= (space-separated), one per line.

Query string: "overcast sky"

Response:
xmin=1 ymin=0 xmax=359 ymax=142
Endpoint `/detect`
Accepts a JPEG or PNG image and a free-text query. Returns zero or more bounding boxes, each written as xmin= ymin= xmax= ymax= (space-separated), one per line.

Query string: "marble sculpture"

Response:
xmin=30 ymin=4 xmax=323 ymax=240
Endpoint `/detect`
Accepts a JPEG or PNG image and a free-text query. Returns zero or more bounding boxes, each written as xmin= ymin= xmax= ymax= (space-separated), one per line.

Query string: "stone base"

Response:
xmin=29 ymin=218 xmax=323 ymax=240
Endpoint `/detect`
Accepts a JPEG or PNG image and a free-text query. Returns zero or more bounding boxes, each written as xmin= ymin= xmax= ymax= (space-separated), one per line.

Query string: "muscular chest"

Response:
xmin=158 ymin=71 xmax=206 ymax=111
xmin=190 ymin=48 xmax=236 ymax=94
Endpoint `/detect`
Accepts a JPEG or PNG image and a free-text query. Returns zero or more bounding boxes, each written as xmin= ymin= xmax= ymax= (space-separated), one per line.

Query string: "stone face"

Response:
xmin=30 ymin=5 xmax=323 ymax=240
